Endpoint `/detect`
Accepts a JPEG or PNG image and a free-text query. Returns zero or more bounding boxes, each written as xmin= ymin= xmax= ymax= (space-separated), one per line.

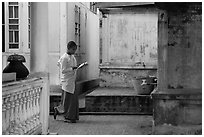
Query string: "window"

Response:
xmin=75 ymin=5 xmax=80 ymax=52
xmin=8 ymin=2 xmax=19 ymax=49
xmin=28 ymin=2 xmax=31 ymax=49
xmin=90 ymin=2 xmax=97 ymax=14
xmin=2 ymin=2 xmax=5 ymax=52
xmin=3 ymin=2 xmax=30 ymax=53
xmin=99 ymin=19 xmax=102 ymax=63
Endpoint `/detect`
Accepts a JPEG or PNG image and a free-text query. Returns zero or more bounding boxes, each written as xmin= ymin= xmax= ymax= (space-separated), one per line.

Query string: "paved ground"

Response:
xmin=48 ymin=115 xmax=153 ymax=135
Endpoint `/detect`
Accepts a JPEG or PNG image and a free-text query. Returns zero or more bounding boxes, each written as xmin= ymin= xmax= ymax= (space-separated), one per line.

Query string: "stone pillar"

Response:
xmin=30 ymin=2 xmax=49 ymax=135
xmin=152 ymin=3 xmax=202 ymax=135
xmin=157 ymin=10 xmax=168 ymax=91
xmin=30 ymin=2 xmax=48 ymax=73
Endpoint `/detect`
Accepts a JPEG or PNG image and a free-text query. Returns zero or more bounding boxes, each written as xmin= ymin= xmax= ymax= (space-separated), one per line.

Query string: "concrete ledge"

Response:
xmin=79 ymin=112 xmax=152 ymax=115
xmin=2 ymin=73 xmax=16 ymax=83
xmin=50 ymin=78 xmax=100 ymax=96
xmin=152 ymin=124 xmax=202 ymax=135
xmin=85 ymin=87 xmax=153 ymax=114
xmin=76 ymin=79 xmax=100 ymax=96
xmin=151 ymin=88 xmax=202 ymax=100
xmin=99 ymin=65 xmax=157 ymax=70
xmin=152 ymin=88 xmax=202 ymax=134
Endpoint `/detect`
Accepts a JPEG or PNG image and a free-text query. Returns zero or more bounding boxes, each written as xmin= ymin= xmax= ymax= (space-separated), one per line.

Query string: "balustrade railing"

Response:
xmin=2 ymin=78 xmax=47 ymax=135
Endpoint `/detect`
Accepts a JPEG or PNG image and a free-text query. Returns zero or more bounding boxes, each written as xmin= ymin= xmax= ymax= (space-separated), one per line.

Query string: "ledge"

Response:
xmin=50 ymin=78 xmax=100 ymax=96
xmin=2 ymin=77 xmax=42 ymax=87
xmin=99 ymin=65 xmax=157 ymax=70
xmin=95 ymin=2 xmax=154 ymax=8
xmin=151 ymin=88 xmax=202 ymax=100
xmin=2 ymin=77 xmax=44 ymax=96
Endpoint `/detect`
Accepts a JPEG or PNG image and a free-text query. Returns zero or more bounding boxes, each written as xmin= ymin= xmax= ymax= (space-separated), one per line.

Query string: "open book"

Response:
xmin=77 ymin=62 xmax=88 ymax=70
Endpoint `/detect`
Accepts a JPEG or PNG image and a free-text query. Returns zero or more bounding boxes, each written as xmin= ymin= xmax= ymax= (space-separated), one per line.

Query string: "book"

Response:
xmin=77 ymin=62 xmax=88 ymax=69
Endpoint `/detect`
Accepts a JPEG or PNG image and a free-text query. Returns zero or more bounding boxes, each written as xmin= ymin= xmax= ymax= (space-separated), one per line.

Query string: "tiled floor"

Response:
xmin=48 ymin=115 xmax=153 ymax=135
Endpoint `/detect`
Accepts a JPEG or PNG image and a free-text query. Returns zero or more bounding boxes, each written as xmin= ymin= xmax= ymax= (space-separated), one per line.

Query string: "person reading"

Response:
xmin=54 ymin=41 xmax=87 ymax=123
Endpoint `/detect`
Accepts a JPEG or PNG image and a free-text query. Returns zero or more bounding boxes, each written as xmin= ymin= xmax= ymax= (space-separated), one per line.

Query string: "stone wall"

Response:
xmin=167 ymin=3 xmax=202 ymax=89
xmin=153 ymin=3 xmax=202 ymax=135
xmin=100 ymin=7 xmax=158 ymax=88
xmin=101 ymin=8 xmax=158 ymax=67
xmin=99 ymin=66 xmax=157 ymax=88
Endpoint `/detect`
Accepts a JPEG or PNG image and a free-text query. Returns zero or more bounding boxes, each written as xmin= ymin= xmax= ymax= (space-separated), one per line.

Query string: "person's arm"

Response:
xmin=72 ymin=56 xmax=78 ymax=70
xmin=61 ymin=58 xmax=74 ymax=74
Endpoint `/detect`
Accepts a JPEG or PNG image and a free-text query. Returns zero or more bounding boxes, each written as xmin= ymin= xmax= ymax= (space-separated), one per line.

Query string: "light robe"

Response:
xmin=57 ymin=53 xmax=77 ymax=94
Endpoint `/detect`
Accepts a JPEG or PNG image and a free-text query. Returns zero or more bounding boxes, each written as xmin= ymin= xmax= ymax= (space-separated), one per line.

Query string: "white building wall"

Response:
xmin=65 ymin=2 xmax=100 ymax=81
xmin=48 ymin=2 xmax=100 ymax=85
xmin=48 ymin=3 xmax=61 ymax=85
xmin=2 ymin=2 xmax=100 ymax=85
xmin=86 ymin=10 xmax=100 ymax=80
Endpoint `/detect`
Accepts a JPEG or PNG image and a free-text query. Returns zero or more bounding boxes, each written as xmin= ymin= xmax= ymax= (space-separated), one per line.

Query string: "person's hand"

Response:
xmin=72 ymin=67 xmax=77 ymax=70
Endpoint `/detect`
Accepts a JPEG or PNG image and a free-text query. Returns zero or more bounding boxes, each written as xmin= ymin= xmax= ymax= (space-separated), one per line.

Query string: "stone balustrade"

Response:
xmin=2 ymin=78 xmax=47 ymax=135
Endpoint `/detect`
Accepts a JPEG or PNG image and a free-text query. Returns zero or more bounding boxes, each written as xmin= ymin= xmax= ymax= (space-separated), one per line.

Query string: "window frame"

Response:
xmin=74 ymin=5 xmax=81 ymax=54
xmin=7 ymin=2 xmax=20 ymax=51
xmin=2 ymin=2 xmax=5 ymax=52
xmin=90 ymin=2 xmax=97 ymax=14
xmin=4 ymin=2 xmax=30 ymax=53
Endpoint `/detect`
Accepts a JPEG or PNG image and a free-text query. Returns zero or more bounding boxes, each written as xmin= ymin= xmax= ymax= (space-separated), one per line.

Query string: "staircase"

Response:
xmin=83 ymin=65 xmax=157 ymax=115
xmin=84 ymin=87 xmax=152 ymax=114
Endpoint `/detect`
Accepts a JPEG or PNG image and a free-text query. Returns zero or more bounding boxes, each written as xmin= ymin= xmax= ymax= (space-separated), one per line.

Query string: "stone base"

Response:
xmin=152 ymin=88 xmax=202 ymax=135
xmin=152 ymin=124 xmax=202 ymax=135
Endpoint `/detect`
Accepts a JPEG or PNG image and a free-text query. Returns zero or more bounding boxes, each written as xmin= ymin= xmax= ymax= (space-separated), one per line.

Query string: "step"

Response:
xmin=85 ymin=87 xmax=153 ymax=114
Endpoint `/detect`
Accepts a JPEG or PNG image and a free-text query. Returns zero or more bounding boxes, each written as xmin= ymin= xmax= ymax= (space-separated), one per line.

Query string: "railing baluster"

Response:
xmin=32 ymin=88 xmax=38 ymax=128
xmin=22 ymin=91 xmax=29 ymax=134
xmin=25 ymin=90 xmax=32 ymax=132
xmin=4 ymin=95 xmax=11 ymax=135
xmin=2 ymin=78 xmax=46 ymax=135
xmin=2 ymin=97 xmax=7 ymax=135
xmin=12 ymin=93 xmax=20 ymax=134
xmin=32 ymin=88 xmax=37 ymax=127
xmin=36 ymin=87 xmax=41 ymax=125
xmin=9 ymin=95 xmax=15 ymax=134
xmin=18 ymin=91 xmax=25 ymax=134
xmin=29 ymin=89 xmax=35 ymax=129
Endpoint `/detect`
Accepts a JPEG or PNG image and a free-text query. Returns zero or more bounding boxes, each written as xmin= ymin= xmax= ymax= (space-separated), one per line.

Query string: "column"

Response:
xmin=30 ymin=2 xmax=49 ymax=135
xmin=30 ymin=2 xmax=49 ymax=73
xmin=157 ymin=10 xmax=168 ymax=91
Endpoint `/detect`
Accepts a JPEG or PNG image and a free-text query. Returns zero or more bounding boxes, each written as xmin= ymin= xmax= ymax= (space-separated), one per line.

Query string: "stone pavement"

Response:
xmin=48 ymin=115 xmax=153 ymax=135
